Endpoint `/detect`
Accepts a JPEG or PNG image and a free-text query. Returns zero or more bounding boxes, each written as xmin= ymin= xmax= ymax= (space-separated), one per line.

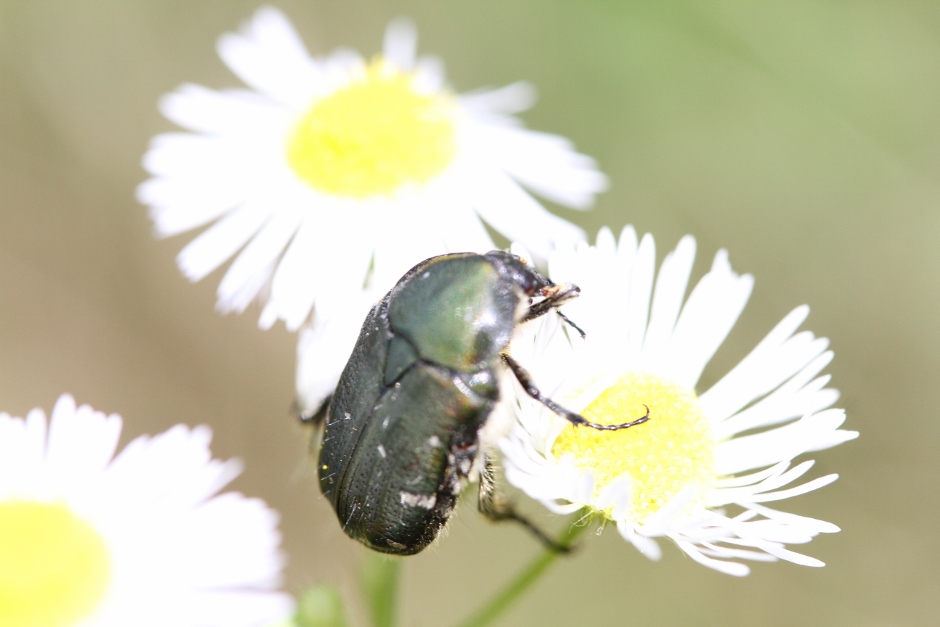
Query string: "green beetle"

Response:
xmin=315 ymin=251 xmax=648 ymax=555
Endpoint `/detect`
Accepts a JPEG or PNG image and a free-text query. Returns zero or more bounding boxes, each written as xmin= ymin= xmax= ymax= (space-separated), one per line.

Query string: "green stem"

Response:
xmin=454 ymin=520 xmax=592 ymax=627
xmin=358 ymin=551 xmax=401 ymax=627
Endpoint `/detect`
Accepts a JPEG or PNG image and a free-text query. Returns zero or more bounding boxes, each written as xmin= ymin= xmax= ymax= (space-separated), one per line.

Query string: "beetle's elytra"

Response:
xmin=314 ymin=251 xmax=648 ymax=555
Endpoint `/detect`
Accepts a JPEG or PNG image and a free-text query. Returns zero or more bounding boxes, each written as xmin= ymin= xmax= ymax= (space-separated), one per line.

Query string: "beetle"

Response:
xmin=312 ymin=251 xmax=649 ymax=555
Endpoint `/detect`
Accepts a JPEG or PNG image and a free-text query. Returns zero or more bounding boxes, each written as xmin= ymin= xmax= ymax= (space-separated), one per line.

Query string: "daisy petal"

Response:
xmin=176 ymin=202 xmax=272 ymax=282
xmin=159 ymin=85 xmax=286 ymax=137
xmin=413 ymin=54 xmax=446 ymax=93
xmin=471 ymin=170 xmax=586 ymax=260
xmin=675 ymin=540 xmax=751 ymax=576
xmin=460 ymin=81 xmax=537 ymax=115
xmin=716 ymin=409 xmax=852 ymax=475
xmin=642 ymin=235 xmax=696 ymax=359
xmin=486 ymin=126 xmax=608 ymax=209
xmin=217 ymin=6 xmax=322 ymax=107
xmin=216 ymin=207 xmax=303 ymax=314
xmin=665 ymin=249 xmax=754 ymax=388
xmin=383 ymin=17 xmax=418 ymax=70
xmin=701 ymin=305 xmax=829 ymax=425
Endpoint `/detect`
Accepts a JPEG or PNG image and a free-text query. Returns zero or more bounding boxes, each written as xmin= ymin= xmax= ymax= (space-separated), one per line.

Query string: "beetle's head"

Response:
xmin=484 ymin=250 xmax=586 ymax=337
xmin=483 ymin=250 xmax=554 ymax=296
xmin=537 ymin=282 xmax=580 ymax=306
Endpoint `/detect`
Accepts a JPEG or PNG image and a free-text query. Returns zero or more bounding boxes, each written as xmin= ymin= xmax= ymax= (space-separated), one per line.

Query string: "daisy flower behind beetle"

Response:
xmin=0 ymin=394 xmax=294 ymax=626
xmin=501 ymin=228 xmax=858 ymax=576
xmin=138 ymin=7 xmax=606 ymax=412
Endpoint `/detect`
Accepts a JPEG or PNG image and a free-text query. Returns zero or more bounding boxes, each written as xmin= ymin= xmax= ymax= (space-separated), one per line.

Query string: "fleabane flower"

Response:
xmin=502 ymin=228 xmax=858 ymax=576
xmin=138 ymin=7 xmax=606 ymax=412
xmin=0 ymin=394 xmax=295 ymax=626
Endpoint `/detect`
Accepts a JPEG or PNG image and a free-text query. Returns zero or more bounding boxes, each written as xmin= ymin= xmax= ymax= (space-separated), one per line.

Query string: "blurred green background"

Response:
xmin=0 ymin=1 xmax=937 ymax=625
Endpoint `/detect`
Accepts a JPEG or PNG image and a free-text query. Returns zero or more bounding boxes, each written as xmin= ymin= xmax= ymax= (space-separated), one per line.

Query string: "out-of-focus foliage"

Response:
xmin=0 ymin=1 xmax=937 ymax=625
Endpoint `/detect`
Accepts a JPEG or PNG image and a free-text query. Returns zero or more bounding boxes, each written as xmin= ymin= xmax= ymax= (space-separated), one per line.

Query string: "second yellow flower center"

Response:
xmin=551 ymin=372 xmax=716 ymax=524
xmin=0 ymin=500 xmax=112 ymax=627
xmin=286 ymin=59 xmax=457 ymax=199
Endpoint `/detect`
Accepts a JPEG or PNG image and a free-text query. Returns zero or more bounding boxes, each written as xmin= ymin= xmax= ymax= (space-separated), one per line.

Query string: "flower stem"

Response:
xmin=358 ymin=551 xmax=401 ymax=627
xmin=454 ymin=520 xmax=591 ymax=627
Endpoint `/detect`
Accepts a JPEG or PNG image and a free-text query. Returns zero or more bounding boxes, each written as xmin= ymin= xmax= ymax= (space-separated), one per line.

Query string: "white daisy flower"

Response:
xmin=0 ymin=394 xmax=295 ymax=626
xmin=139 ymin=6 xmax=605 ymax=414
xmin=501 ymin=228 xmax=858 ymax=576
xmin=138 ymin=7 xmax=605 ymax=408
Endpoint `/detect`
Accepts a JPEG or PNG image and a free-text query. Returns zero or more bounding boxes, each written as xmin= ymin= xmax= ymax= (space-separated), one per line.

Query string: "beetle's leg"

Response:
xmin=477 ymin=455 xmax=573 ymax=554
xmin=502 ymin=354 xmax=650 ymax=431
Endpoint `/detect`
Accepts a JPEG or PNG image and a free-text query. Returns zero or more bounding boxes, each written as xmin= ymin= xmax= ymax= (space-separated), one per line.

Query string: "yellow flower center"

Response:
xmin=551 ymin=372 xmax=716 ymax=524
xmin=0 ymin=501 xmax=112 ymax=627
xmin=286 ymin=59 xmax=457 ymax=198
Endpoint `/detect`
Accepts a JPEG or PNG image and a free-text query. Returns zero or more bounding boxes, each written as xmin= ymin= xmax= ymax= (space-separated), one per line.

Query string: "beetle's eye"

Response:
xmin=519 ymin=273 xmax=538 ymax=294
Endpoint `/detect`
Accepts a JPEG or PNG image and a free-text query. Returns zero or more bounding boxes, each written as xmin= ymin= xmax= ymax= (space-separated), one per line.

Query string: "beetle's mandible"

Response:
xmin=311 ymin=251 xmax=649 ymax=555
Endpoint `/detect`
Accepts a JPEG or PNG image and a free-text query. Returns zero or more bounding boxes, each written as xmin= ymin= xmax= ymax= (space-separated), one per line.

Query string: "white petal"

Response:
xmin=215 ymin=207 xmax=302 ymax=314
xmin=708 ymin=460 xmax=815 ymax=506
xmin=744 ymin=502 xmax=841 ymax=534
xmin=642 ymin=235 xmax=695 ymax=359
xmin=618 ymin=523 xmax=663 ymax=561
xmin=716 ymin=409 xmax=852 ymax=475
xmin=469 ymin=169 xmax=585 ymax=260
xmin=625 ymin=233 xmax=655 ymax=357
xmin=713 ymin=357 xmax=838 ymax=439
xmin=383 ymin=17 xmax=418 ymax=70
xmin=46 ymin=397 xmax=121 ymax=495
xmin=459 ymin=81 xmax=537 ymax=115
xmin=217 ymin=6 xmax=323 ymax=108
xmin=159 ymin=84 xmax=286 ymax=136
xmin=139 ymin=177 xmax=244 ymax=238
xmin=176 ymin=202 xmax=272 ymax=282
xmin=697 ymin=543 xmax=777 ymax=562
xmin=413 ymin=55 xmax=446 ymax=93
xmin=714 ymin=459 xmax=794 ymax=489
xmin=663 ymin=249 xmax=753 ymax=388
xmin=142 ymin=133 xmax=257 ymax=179
xmin=264 ymin=211 xmax=374 ymax=331
xmin=732 ymin=537 xmax=825 ymax=567
xmin=745 ymin=474 xmax=839 ymax=504
xmin=294 ymin=296 xmax=376 ymax=416
xmin=478 ymin=124 xmax=608 ymax=209
xmin=701 ymin=306 xmax=830 ymax=425
xmin=675 ymin=540 xmax=751 ymax=576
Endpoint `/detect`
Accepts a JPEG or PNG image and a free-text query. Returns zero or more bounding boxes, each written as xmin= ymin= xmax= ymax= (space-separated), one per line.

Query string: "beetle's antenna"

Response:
xmin=502 ymin=354 xmax=650 ymax=431
xmin=555 ymin=310 xmax=586 ymax=339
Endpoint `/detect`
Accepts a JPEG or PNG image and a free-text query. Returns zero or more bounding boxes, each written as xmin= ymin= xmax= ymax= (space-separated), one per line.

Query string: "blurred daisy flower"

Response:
xmin=138 ymin=7 xmax=604 ymax=403
xmin=0 ymin=394 xmax=294 ymax=626
xmin=502 ymin=228 xmax=858 ymax=576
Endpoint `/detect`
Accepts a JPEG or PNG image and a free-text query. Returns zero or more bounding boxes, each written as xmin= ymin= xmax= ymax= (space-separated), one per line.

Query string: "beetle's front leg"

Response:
xmin=501 ymin=353 xmax=650 ymax=431
xmin=477 ymin=455 xmax=572 ymax=554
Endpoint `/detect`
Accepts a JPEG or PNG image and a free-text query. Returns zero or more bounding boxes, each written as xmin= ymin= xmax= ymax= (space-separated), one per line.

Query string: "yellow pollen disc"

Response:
xmin=286 ymin=59 xmax=457 ymax=198
xmin=0 ymin=501 xmax=112 ymax=627
xmin=551 ymin=372 xmax=716 ymax=524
